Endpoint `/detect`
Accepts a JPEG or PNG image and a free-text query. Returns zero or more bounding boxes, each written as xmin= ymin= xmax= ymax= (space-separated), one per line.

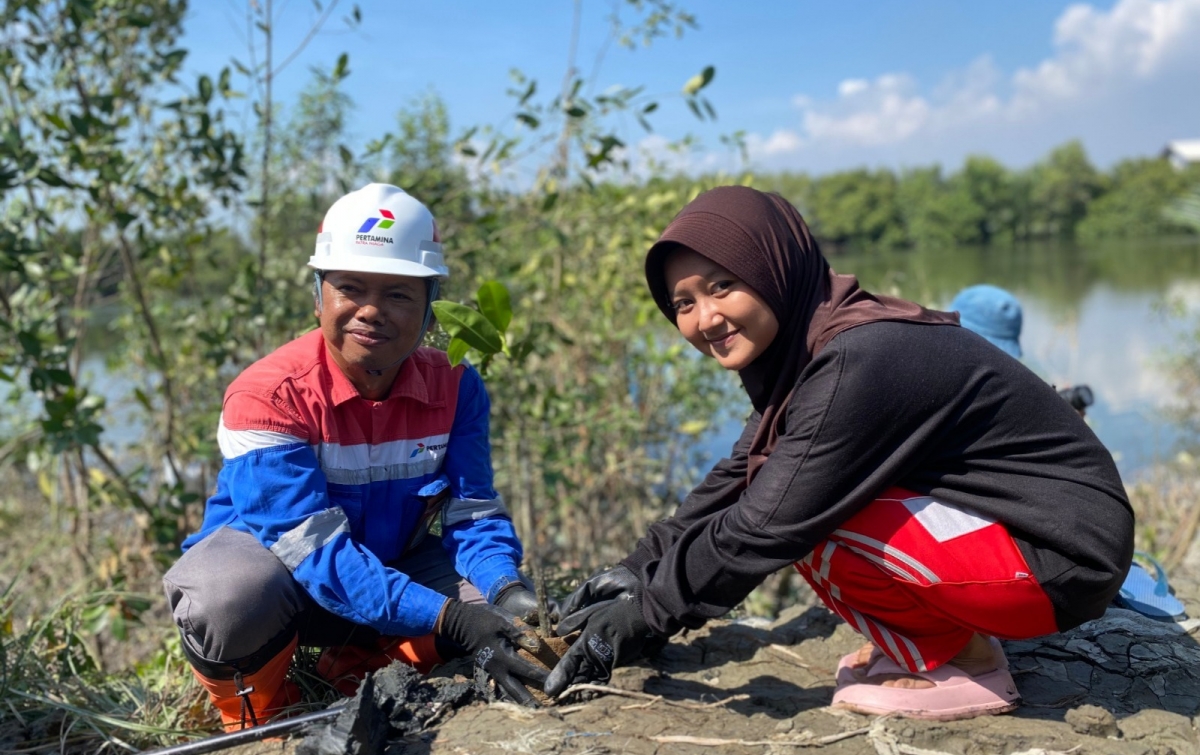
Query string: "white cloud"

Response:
xmin=750 ymin=129 xmax=804 ymax=156
xmin=837 ymin=79 xmax=870 ymax=97
xmin=748 ymin=0 xmax=1200 ymax=170
xmin=802 ymin=73 xmax=930 ymax=147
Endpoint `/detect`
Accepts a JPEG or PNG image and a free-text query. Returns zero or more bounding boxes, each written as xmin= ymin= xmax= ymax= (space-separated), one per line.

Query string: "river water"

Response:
xmin=703 ymin=237 xmax=1200 ymax=484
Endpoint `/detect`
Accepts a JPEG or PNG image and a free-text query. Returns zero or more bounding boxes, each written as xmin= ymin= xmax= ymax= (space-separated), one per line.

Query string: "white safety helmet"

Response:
xmin=309 ymin=183 xmax=449 ymax=279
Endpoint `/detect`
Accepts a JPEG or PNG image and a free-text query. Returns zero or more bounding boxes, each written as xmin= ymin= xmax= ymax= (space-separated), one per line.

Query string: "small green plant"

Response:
xmin=433 ymin=281 xmax=517 ymax=371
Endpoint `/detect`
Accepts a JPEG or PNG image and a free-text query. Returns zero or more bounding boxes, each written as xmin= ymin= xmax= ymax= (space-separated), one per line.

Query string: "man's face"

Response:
xmin=317 ymin=270 xmax=428 ymax=389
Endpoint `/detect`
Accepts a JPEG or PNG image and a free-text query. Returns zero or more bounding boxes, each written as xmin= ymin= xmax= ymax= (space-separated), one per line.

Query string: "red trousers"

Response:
xmin=795 ymin=488 xmax=1058 ymax=673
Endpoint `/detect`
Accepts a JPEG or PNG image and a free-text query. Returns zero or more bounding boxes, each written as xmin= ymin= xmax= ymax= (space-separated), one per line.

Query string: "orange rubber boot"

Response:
xmin=192 ymin=635 xmax=301 ymax=731
xmin=317 ymin=634 xmax=442 ymax=696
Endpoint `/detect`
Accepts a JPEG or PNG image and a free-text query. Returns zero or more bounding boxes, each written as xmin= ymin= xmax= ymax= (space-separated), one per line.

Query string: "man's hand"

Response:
xmin=543 ymin=593 xmax=662 ymax=696
xmin=494 ymin=583 xmax=561 ymax=627
xmin=556 ymin=564 xmax=643 ymax=623
xmin=435 ymin=600 xmax=549 ymax=706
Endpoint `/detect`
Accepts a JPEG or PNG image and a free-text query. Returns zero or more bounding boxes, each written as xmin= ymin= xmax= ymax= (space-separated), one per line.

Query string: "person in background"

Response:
xmin=546 ymin=186 xmax=1133 ymax=721
xmin=950 ymin=284 xmax=1092 ymax=417
xmin=163 ymin=184 xmax=548 ymax=730
xmin=950 ymin=285 xmax=1023 ymax=360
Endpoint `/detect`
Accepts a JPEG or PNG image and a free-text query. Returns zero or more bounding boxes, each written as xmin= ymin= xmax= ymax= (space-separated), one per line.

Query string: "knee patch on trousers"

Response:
xmin=163 ymin=526 xmax=306 ymax=664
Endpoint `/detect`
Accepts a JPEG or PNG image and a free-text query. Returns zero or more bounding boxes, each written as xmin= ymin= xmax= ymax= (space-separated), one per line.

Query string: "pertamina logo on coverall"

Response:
xmin=409 ymin=442 xmax=447 ymax=459
xmin=355 ymin=209 xmax=396 ymax=246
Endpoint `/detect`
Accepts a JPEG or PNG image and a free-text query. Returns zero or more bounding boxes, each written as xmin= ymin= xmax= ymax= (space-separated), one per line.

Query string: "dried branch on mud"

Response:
xmin=555 ymin=683 xmax=749 ymax=710
xmin=649 ymin=723 xmax=872 ymax=747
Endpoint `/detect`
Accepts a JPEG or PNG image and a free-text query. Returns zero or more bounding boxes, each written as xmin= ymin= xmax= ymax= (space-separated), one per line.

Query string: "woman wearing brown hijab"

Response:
xmin=545 ymin=186 xmax=1133 ymax=720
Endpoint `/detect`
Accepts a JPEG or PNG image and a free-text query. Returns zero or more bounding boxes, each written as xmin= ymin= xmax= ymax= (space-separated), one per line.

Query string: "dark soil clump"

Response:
xmin=298 ymin=661 xmax=487 ymax=754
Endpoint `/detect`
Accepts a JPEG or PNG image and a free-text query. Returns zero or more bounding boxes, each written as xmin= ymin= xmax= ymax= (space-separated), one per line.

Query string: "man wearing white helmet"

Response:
xmin=163 ymin=184 xmax=548 ymax=730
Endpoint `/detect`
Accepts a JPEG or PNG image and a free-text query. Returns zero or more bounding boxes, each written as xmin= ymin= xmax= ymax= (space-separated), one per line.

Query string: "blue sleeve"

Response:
xmin=212 ymin=426 xmax=448 ymax=637
xmin=440 ymin=365 xmax=524 ymax=602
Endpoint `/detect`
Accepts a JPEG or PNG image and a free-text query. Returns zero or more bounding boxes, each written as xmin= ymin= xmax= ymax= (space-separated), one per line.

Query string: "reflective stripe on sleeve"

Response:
xmin=218 ymin=415 xmax=308 ymax=459
xmin=270 ymin=507 xmax=350 ymax=571
xmin=443 ymin=496 xmax=510 ymax=528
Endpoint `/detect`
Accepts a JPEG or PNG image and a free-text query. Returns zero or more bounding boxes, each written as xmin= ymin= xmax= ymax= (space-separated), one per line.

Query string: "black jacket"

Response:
xmin=623 ymin=321 xmax=1133 ymax=636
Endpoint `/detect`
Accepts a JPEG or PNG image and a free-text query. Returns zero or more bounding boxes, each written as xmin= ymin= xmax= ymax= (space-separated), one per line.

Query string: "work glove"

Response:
xmin=543 ymin=574 xmax=665 ymax=697
xmin=556 ymin=564 xmax=643 ymax=622
xmin=435 ymin=600 xmax=550 ymax=706
xmin=494 ymin=583 xmax=561 ymax=627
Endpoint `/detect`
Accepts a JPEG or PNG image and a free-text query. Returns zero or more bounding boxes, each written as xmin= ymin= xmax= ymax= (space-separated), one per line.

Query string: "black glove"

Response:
xmin=543 ymin=586 xmax=664 ymax=697
xmin=494 ymin=583 xmax=561 ymax=627
xmin=435 ymin=600 xmax=549 ymax=706
xmin=556 ymin=564 xmax=643 ymax=623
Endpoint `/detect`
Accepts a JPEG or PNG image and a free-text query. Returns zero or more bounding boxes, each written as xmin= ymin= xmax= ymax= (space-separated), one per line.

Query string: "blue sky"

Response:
xmin=181 ymin=0 xmax=1200 ymax=176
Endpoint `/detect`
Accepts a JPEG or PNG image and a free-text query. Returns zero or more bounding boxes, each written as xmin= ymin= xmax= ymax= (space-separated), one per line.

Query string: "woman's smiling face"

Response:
xmin=663 ymin=246 xmax=780 ymax=371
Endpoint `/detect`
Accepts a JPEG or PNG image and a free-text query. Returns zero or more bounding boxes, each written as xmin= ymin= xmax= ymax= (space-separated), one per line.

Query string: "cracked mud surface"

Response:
xmin=228 ymin=566 xmax=1200 ymax=755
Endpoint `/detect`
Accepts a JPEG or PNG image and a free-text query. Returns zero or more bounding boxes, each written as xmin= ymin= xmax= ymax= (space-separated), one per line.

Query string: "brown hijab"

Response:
xmin=645 ymin=186 xmax=959 ymax=481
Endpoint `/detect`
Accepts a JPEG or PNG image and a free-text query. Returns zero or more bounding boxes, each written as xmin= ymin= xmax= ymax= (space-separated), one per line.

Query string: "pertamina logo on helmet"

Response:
xmin=355 ymin=209 xmax=396 ymax=247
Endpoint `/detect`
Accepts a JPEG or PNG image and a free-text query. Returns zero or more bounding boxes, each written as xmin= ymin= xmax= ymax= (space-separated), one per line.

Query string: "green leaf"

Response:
xmin=682 ymin=65 xmax=715 ymax=95
xmin=198 ymin=75 xmax=213 ymax=103
xmin=566 ymin=106 xmax=586 ymax=118
xmin=432 ymin=301 xmax=503 ymax=354
xmin=333 ymin=53 xmax=350 ymax=80
xmin=46 ymin=369 xmax=73 ymax=387
xmin=162 ymin=49 xmax=187 ymax=70
xmin=110 ymin=611 xmax=127 ymax=641
xmin=37 ymin=169 xmax=70 ymax=188
xmin=518 ymin=79 xmax=537 ymax=105
xmin=679 ymin=420 xmax=708 ymax=436
xmin=476 ymin=281 xmax=513 ymax=333
xmin=446 ymin=337 xmax=469 ymax=366
xmin=516 ymin=112 xmax=539 ymax=129
xmin=17 ymin=331 xmax=41 ymax=358
xmin=44 ymin=112 xmax=68 ymax=131
xmin=133 ymin=388 xmax=153 ymax=412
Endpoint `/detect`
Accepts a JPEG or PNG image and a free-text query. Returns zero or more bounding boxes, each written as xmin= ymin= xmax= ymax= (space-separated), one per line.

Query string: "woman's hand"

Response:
xmin=544 ymin=594 xmax=663 ymax=695
xmin=544 ymin=566 xmax=665 ymax=697
xmin=556 ymin=564 xmax=643 ymax=623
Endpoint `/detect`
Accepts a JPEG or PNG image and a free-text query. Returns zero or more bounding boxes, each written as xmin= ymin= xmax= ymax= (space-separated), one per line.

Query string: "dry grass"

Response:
xmin=0 ymin=469 xmax=215 ymax=753
xmin=1125 ymin=458 xmax=1200 ymax=569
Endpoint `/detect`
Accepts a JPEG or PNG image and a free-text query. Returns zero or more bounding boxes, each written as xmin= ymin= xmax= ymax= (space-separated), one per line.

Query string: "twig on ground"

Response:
xmin=768 ymin=644 xmax=813 ymax=668
xmin=649 ymin=724 xmax=872 ymax=748
xmin=620 ymin=694 xmax=750 ymax=711
xmin=556 ymin=682 xmax=748 ymax=710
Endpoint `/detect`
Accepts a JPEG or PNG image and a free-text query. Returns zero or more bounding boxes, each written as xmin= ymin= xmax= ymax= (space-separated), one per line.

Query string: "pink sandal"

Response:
xmin=831 ymin=639 xmax=1020 ymax=721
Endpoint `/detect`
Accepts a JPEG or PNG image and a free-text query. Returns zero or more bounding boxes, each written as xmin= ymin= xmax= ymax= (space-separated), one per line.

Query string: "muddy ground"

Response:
xmin=219 ymin=565 xmax=1200 ymax=755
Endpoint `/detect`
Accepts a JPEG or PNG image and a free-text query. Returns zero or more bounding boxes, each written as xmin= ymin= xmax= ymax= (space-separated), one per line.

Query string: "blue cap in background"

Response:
xmin=950 ymin=284 xmax=1023 ymax=359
